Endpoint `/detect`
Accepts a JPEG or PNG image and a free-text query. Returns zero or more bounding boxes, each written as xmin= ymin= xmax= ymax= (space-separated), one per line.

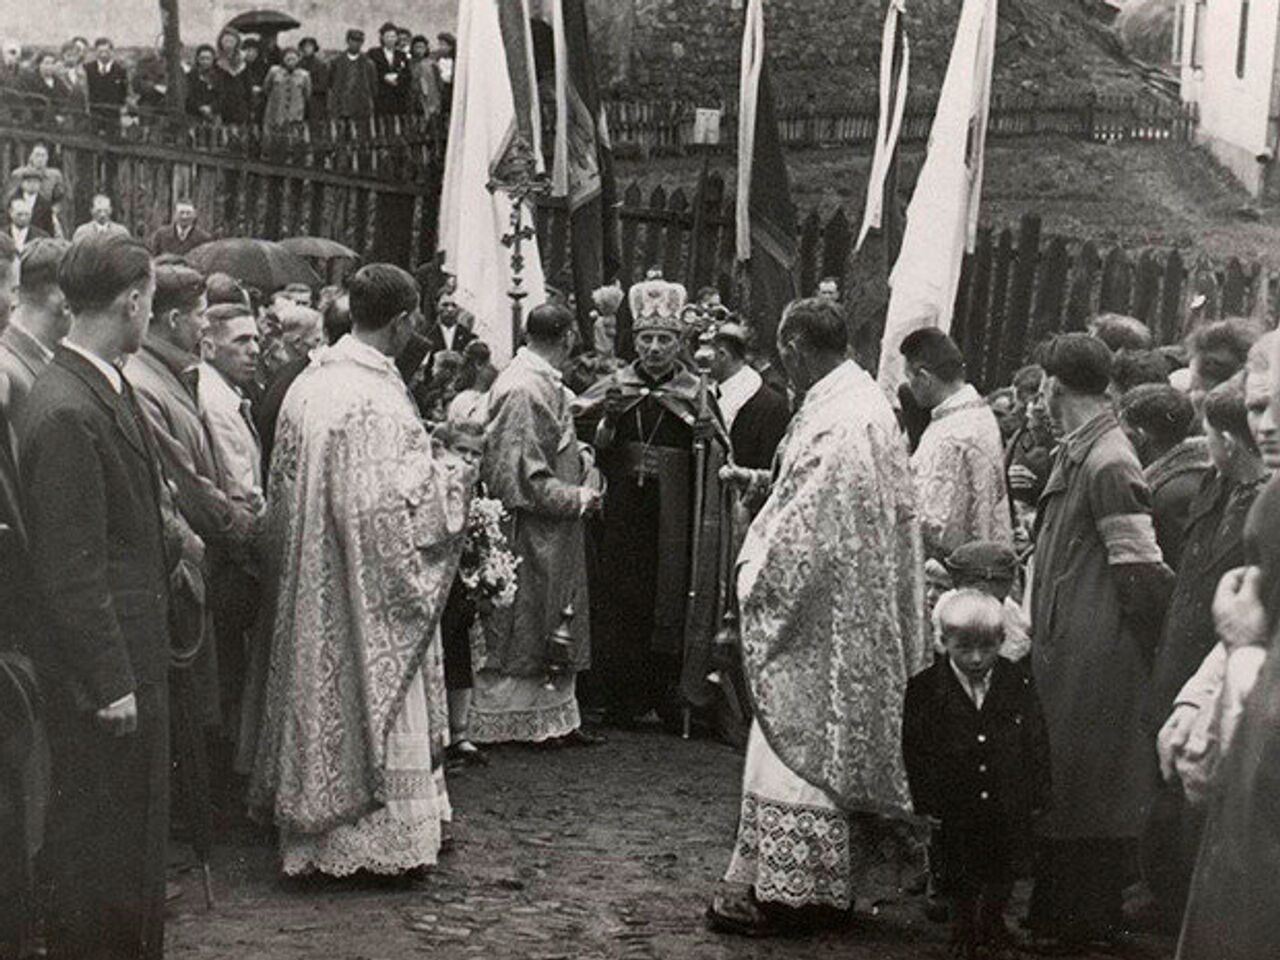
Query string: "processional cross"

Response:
xmin=486 ymin=135 xmax=551 ymax=356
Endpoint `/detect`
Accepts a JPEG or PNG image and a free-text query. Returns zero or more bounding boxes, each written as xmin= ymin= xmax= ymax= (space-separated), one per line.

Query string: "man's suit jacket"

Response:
xmin=148 ymin=223 xmax=213 ymax=258
xmin=6 ymin=225 xmax=49 ymax=254
xmin=18 ymin=347 xmax=170 ymax=709
xmin=0 ymin=321 xmax=53 ymax=430
xmin=126 ymin=337 xmax=233 ymax=542
xmin=730 ymin=381 xmax=791 ymax=471
xmin=7 ymin=190 xmax=55 ymax=237
xmin=71 ymin=221 xmax=130 ymax=243
xmin=83 ymin=60 xmax=129 ymax=109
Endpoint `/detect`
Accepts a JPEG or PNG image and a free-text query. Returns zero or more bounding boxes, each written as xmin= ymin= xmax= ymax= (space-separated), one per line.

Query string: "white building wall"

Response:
xmin=1180 ymin=0 xmax=1280 ymax=195
xmin=0 ymin=0 xmax=458 ymax=51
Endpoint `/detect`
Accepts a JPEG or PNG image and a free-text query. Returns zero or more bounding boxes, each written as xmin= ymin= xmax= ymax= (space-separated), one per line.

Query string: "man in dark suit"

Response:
xmin=18 ymin=232 xmax=170 ymax=960
xmin=403 ymin=292 xmax=475 ymax=385
xmin=147 ymin=200 xmax=213 ymax=258
xmin=707 ymin=321 xmax=790 ymax=471
xmin=3 ymin=196 xmax=49 ymax=256
xmin=368 ymin=20 xmax=412 ymax=117
xmin=0 ymin=238 xmax=69 ymax=430
xmin=83 ymin=38 xmax=129 ymax=126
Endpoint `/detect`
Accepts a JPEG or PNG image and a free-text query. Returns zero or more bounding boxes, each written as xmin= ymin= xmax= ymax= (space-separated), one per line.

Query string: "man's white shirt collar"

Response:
xmin=64 ymin=340 xmax=122 ymax=393
xmin=949 ymin=657 xmax=992 ymax=710
xmin=717 ymin=364 xmax=762 ymax=432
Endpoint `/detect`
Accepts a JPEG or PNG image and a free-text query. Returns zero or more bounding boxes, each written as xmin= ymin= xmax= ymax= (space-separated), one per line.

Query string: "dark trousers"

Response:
xmin=209 ymin=559 xmax=260 ymax=733
xmin=1028 ymin=837 xmax=1134 ymax=942
xmin=1141 ymin=780 xmax=1205 ymax=929
xmin=43 ymin=683 xmax=169 ymax=960
xmin=441 ymin=581 xmax=474 ymax=692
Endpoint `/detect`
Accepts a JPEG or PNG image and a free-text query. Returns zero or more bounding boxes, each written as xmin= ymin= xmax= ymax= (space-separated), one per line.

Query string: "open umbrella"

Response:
xmin=225 ymin=10 xmax=302 ymax=34
xmin=278 ymin=236 xmax=359 ymax=262
xmin=187 ymin=238 xmax=320 ymax=294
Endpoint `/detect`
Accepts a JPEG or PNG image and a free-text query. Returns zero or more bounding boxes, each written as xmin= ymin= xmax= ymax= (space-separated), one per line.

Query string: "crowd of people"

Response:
xmin=1 ymin=221 xmax=1279 ymax=960
xmin=0 ymin=23 xmax=455 ymax=132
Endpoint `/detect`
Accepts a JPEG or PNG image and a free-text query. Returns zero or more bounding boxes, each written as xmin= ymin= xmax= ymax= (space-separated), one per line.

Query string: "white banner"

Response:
xmin=878 ymin=0 xmax=997 ymax=396
xmin=735 ymin=0 xmax=764 ymax=262
xmin=856 ymin=0 xmax=910 ymax=253
xmin=438 ymin=0 xmax=547 ymax=367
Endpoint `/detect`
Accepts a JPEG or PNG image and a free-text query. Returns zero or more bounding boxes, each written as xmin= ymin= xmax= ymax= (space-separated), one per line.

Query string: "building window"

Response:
xmin=1237 ymin=0 xmax=1251 ymax=78
xmin=1191 ymin=0 xmax=1207 ymax=70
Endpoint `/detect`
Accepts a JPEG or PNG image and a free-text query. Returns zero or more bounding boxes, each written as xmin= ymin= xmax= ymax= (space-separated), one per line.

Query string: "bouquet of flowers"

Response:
xmin=458 ymin=495 xmax=521 ymax=611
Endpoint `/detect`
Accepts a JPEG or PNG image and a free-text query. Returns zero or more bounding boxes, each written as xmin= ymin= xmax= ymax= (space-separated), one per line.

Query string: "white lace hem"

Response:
xmin=469 ymin=672 xmax=580 ymax=744
xmin=280 ymin=806 xmax=444 ymax=877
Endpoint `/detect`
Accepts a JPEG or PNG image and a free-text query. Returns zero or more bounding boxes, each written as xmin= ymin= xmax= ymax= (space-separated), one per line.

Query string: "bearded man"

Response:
xmin=248 ymin=264 xmax=472 ymax=876
xmin=707 ymin=297 xmax=926 ymax=936
xmin=573 ymin=279 xmax=728 ymax=732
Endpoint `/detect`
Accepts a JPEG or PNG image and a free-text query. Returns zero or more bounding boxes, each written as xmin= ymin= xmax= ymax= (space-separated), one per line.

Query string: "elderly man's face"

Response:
xmin=91 ymin=197 xmax=112 ymax=223
xmin=9 ymin=201 xmax=30 ymax=229
xmin=817 ymin=280 xmax=839 ymax=302
xmin=204 ymin=315 xmax=261 ymax=389
xmin=636 ymin=329 xmax=680 ymax=378
xmin=174 ymin=203 xmax=196 ymax=228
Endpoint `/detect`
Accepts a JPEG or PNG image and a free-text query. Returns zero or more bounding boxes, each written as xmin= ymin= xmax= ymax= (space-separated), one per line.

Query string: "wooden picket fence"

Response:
xmin=0 ymin=121 xmax=441 ymax=270
xmin=0 ymin=87 xmax=443 ymax=186
xmin=604 ymin=91 xmax=1197 ymax=155
xmin=537 ymin=173 xmax=1277 ymax=390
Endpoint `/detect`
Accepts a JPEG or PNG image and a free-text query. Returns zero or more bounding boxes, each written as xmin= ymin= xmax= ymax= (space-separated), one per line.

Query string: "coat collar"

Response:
xmin=53 ymin=345 xmax=148 ymax=461
xmin=1040 ymin=408 xmax=1120 ymax=502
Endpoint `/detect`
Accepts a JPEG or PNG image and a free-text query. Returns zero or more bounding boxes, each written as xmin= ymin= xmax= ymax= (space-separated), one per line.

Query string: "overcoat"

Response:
xmin=18 ymin=347 xmax=171 ymax=960
xmin=1031 ymin=410 xmax=1163 ymax=840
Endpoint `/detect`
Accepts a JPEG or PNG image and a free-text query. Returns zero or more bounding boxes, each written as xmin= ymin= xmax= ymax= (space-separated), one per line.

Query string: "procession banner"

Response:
xmin=551 ymin=0 xmax=620 ymax=333
xmin=439 ymin=0 xmax=547 ymax=366
xmin=735 ymin=0 xmax=798 ymax=350
xmin=856 ymin=0 xmax=911 ymax=253
xmin=878 ymin=0 xmax=997 ymax=396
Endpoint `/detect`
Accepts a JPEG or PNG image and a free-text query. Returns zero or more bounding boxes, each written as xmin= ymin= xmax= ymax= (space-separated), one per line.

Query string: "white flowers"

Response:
xmin=459 ymin=496 xmax=521 ymax=610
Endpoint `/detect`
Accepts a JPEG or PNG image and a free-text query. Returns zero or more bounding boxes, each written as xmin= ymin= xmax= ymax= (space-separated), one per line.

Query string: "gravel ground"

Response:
xmin=168 ymin=726 xmax=1173 ymax=960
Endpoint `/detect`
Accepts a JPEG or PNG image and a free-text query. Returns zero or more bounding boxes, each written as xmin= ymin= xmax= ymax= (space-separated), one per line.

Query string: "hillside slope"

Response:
xmin=617 ymin=0 xmax=1154 ymax=103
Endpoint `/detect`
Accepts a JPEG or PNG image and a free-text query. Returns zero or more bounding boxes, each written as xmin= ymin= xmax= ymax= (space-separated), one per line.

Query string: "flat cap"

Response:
xmin=945 ymin=540 xmax=1018 ymax=583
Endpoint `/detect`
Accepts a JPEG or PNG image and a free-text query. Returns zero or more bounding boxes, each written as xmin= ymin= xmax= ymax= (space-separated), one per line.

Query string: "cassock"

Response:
xmin=724 ymin=359 xmax=926 ymax=910
xmin=246 ymin=334 xmax=471 ymax=876
xmin=573 ymin=357 xmax=728 ymax=726
xmin=911 ymin=383 xmax=1013 ymax=560
xmin=472 ymin=347 xmax=594 ymax=743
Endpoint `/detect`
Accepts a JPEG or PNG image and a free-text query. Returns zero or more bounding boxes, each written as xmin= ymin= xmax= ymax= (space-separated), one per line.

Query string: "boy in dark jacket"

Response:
xmin=903 ymin=589 xmax=1051 ymax=958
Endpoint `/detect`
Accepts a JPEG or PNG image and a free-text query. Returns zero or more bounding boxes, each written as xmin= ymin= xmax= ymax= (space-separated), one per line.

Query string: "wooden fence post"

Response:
xmin=1001 ymin=213 xmax=1041 ymax=381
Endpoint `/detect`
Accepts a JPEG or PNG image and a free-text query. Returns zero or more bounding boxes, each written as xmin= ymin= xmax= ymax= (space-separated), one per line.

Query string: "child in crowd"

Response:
xmin=431 ymin=419 xmax=488 ymax=768
xmin=903 ymin=589 xmax=1051 ymax=959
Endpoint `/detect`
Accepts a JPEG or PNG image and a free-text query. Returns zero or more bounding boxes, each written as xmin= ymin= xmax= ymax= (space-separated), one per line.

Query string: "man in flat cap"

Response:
xmin=1026 ymin=333 xmax=1173 ymax=951
xmin=328 ymin=29 xmax=377 ymax=121
xmin=573 ymin=279 xmax=730 ymax=733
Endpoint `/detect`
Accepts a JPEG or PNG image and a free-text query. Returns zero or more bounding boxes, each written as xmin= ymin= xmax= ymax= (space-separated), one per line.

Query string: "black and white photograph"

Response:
xmin=0 ymin=1 xmax=1277 ymax=958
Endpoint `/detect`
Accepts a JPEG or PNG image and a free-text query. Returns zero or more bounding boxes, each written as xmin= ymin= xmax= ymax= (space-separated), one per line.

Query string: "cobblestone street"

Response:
xmin=167 ymin=728 xmax=1171 ymax=960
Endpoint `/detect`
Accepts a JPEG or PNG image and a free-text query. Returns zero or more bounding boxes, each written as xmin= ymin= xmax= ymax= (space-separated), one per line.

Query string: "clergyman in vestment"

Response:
xmin=247 ymin=265 xmax=472 ymax=876
xmin=472 ymin=303 xmax=603 ymax=745
xmin=708 ymin=298 xmax=927 ymax=937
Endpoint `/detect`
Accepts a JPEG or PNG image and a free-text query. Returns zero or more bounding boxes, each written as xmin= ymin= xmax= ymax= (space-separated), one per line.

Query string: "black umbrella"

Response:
xmin=225 ymin=9 xmax=302 ymax=34
xmin=188 ymin=238 xmax=320 ymax=294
